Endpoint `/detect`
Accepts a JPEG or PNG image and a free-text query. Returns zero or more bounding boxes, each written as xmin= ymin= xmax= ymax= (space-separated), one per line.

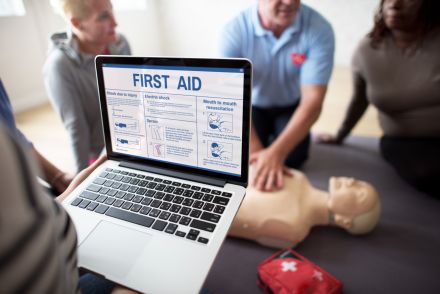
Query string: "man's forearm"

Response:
xmin=271 ymin=103 xmax=321 ymax=157
xmin=271 ymin=85 xmax=327 ymax=158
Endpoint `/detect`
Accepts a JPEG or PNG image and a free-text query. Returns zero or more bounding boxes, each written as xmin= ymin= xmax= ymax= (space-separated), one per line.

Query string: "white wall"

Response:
xmin=303 ymin=0 xmax=378 ymax=66
xmin=157 ymin=0 xmax=379 ymax=64
xmin=1 ymin=0 xmax=379 ymax=113
xmin=0 ymin=0 xmax=161 ymax=113
xmin=113 ymin=0 xmax=163 ymax=56
xmin=0 ymin=1 xmax=64 ymax=112
xmin=156 ymin=0 xmax=253 ymax=58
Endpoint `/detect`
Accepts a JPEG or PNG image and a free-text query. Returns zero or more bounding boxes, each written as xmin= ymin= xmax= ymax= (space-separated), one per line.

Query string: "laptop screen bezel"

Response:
xmin=95 ymin=55 xmax=251 ymax=187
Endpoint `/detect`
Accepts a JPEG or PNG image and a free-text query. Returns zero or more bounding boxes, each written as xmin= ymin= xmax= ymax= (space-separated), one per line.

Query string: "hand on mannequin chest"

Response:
xmin=229 ymin=169 xmax=381 ymax=248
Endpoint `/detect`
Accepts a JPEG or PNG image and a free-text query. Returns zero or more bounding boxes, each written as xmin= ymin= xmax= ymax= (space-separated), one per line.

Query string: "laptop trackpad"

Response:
xmin=79 ymin=221 xmax=152 ymax=278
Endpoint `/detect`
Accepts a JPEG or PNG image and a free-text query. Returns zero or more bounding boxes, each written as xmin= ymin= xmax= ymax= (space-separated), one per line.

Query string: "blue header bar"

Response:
xmin=103 ymin=63 xmax=244 ymax=73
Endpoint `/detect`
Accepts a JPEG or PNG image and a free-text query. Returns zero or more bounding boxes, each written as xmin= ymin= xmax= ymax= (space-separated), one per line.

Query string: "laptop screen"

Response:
xmin=96 ymin=57 xmax=251 ymax=185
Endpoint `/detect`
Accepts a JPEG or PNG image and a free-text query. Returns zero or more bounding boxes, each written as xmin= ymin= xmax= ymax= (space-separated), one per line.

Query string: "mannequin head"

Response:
xmin=328 ymin=177 xmax=380 ymax=234
xmin=230 ymin=169 xmax=381 ymax=248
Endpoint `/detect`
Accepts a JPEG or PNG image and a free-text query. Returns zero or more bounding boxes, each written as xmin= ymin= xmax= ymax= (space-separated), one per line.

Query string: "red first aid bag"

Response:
xmin=257 ymin=249 xmax=342 ymax=294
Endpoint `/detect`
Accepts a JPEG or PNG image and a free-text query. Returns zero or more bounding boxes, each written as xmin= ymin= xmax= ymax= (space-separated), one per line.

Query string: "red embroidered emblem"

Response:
xmin=291 ymin=53 xmax=306 ymax=65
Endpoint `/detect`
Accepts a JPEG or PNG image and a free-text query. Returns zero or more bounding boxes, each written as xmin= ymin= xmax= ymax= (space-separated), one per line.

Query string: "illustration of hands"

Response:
xmin=210 ymin=142 xmax=232 ymax=161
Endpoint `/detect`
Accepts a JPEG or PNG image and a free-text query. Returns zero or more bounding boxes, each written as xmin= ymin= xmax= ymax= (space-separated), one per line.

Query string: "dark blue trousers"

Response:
xmin=252 ymin=103 xmax=310 ymax=169
xmin=380 ymin=136 xmax=440 ymax=198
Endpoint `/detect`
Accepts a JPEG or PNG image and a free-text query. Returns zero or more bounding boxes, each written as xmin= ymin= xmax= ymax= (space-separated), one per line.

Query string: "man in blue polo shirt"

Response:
xmin=219 ymin=0 xmax=335 ymax=191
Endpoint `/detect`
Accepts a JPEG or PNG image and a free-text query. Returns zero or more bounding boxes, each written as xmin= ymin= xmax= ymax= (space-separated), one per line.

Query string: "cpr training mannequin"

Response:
xmin=229 ymin=169 xmax=381 ymax=248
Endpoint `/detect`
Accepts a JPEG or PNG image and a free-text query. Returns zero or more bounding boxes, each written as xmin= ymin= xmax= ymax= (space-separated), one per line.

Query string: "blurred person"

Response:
xmin=43 ymin=0 xmax=131 ymax=173
xmin=0 ymin=78 xmax=72 ymax=194
xmin=219 ymin=0 xmax=335 ymax=192
xmin=0 ymin=119 xmax=120 ymax=293
xmin=0 ymin=122 xmax=211 ymax=294
xmin=316 ymin=0 xmax=440 ymax=197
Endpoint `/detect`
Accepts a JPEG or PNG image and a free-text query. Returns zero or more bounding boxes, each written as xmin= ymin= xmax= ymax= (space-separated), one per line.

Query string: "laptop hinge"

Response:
xmin=119 ymin=161 xmax=227 ymax=187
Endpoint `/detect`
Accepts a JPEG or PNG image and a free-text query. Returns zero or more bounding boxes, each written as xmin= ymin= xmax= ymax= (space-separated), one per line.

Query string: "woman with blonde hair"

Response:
xmin=44 ymin=0 xmax=131 ymax=173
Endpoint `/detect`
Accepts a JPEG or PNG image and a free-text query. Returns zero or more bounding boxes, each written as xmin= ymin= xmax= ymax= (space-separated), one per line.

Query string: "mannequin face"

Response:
xmin=72 ymin=0 xmax=118 ymax=48
xmin=328 ymin=177 xmax=378 ymax=230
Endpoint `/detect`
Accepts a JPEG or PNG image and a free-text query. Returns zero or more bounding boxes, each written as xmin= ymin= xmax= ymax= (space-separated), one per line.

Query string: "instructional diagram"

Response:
xmin=207 ymin=112 xmax=233 ymax=133
xmin=149 ymin=125 xmax=164 ymax=141
xmin=208 ymin=141 xmax=232 ymax=161
xmin=114 ymin=118 xmax=139 ymax=133
xmin=143 ymin=93 xmax=198 ymax=166
xmin=116 ymin=136 xmax=141 ymax=149
xmin=103 ymin=64 xmax=245 ymax=176
xmin=151 ymin=143 xmax=165 ymax=157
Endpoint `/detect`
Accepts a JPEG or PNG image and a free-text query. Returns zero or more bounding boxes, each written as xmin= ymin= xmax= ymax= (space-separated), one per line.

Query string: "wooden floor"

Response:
xmin=15 ymin=66 xmax=382 ymax=174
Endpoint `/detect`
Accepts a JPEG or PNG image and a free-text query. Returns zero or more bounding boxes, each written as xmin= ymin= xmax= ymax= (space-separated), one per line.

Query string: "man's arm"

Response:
xmin=334 ymin=73 xmax=369 ymax=142
xmin=251 ymin=15 xmax=335 ymax=191
xmin=272 ymin=85 xmax=326 ymax=153
xmin=316 ymin=40 xmax=370 ymax=145
xmin=250 ymin=85 xmax=326 ymax=191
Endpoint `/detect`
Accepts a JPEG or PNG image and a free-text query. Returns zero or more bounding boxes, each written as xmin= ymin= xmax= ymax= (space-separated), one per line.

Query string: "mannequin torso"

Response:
xmin=229 ymin=169 xmax=380 ymax=248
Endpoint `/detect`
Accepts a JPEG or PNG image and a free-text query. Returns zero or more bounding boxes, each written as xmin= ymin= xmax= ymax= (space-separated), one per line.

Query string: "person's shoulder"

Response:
xmin=301 ymin=4 xmax=333 ymax=33
xmin=113 ymin=33 xmax=131 ymax=54
xmin=425 ymin=27 xmax=440 ymax=47
xmin=353 ymin=35 xmax=378 ymax=59
xmin=299 ymin=4 xmax=334 ymax=47
xmin=44 ymin=49 xmax=71 ymax=75
xmin=43 ymin=47 xmax=75 ymax=77
xmin=351 ymin=35 xmax=375 ymax=71
xmin=45 ymin=44 xmax=69 ymax=63
xmin=356 ymin=35 xmax=372 ymax=52
xmin=44 ymin=32 xmax=78 ymax=74
xmin=117 ymin=33 xmax=129 ymax=44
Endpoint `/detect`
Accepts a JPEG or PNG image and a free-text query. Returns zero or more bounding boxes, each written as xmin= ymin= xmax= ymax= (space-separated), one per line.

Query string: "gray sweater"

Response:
xmin=43 ymin=32 xmax=131 ymax=172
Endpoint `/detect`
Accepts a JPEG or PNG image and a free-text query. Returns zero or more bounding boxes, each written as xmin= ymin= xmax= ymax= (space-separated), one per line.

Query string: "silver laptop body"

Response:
xmin=62 ymin=56 xmax=252 ymax=294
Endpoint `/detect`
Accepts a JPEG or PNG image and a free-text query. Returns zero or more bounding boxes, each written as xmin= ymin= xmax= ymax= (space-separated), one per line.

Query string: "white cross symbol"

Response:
xmin=313 ymin=270 xmax=323 ymax=281
xmin=281 ymin=261 xmax=297 ymax=272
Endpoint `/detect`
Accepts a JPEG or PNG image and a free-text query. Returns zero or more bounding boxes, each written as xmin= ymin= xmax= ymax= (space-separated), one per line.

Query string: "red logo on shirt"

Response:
xmin=291 ymin=53 xmax=306 ymax=65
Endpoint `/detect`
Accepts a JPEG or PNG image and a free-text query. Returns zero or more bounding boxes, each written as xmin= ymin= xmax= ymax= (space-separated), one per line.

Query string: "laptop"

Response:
xmin=62 ymin=56 xmax=252 ymax=293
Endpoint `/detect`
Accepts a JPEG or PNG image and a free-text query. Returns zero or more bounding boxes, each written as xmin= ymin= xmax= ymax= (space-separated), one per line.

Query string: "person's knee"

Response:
xmin=403 ymin=164 xmax=439 ymax=186
xmin=391 ymin=161 xmax=440 ymax=197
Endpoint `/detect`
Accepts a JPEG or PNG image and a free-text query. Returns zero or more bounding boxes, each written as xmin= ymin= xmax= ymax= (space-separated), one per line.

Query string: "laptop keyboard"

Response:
xmin=70 ymin=168 xmax=232 ymax=244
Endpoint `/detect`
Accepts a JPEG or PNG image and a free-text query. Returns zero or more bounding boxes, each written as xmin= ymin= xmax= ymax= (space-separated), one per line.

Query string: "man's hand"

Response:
xmin=249 ymin=146 xmax=293 ymax=191
xmin=56 ymin=155 xmax=107 ymax=202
